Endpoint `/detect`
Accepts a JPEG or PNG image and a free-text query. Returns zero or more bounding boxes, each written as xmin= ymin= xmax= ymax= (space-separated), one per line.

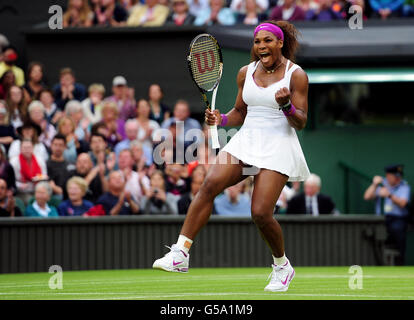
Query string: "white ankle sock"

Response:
xmin=273 ymin=254 xmax=287 ymax=266
xmin=176 ymin=235 xmax=193 ymax=254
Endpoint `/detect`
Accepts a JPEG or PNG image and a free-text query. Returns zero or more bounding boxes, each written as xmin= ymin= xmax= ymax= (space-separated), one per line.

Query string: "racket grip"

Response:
xmin=210 ymin=125 xmax=220 ymax=149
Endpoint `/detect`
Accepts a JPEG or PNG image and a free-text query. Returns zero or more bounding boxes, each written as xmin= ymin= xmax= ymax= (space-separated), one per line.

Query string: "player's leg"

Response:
xmin=250 ymin=169 xmax=295 ymax=292
xmin=153 ymin=151 xmax=247 ymax=272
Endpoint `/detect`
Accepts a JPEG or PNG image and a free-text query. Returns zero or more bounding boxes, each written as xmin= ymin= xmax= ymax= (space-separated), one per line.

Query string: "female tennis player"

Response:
xmin=153 ymin=20 xmax=310 ymax=292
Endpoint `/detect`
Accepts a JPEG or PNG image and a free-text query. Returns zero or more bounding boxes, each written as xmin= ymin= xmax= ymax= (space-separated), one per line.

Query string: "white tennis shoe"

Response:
xmin=264 ymin=259 xmax=295 ymax=292
xmin=153 ymin=244 xmax=189 ymax=273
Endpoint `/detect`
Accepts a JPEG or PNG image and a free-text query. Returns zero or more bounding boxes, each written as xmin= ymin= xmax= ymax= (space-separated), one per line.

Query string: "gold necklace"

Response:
xmin=262 ymin=60 xmax=283 ymax=74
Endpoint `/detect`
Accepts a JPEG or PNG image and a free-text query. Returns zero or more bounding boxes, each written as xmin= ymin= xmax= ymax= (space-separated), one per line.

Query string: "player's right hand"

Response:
xmin=373 ymin=175 xmax=383 ymax=185
xmin=205 ymin=108 xmax=221 ymax=126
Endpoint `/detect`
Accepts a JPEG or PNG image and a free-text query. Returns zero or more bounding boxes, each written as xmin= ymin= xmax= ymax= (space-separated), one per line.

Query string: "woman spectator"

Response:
xmin=165 ymin=0 xmax=196 ymax=25
xmin=134 ymin=99 xmax=160 ymax=151
xmin=270 ymin=0 xmax=306 ymax=21
xmin=8 ymin=121 xmax=49 ymax=163
xmin=24 ymin=181 xmax=58 ymax=217
xmin=39 ymin=89 xmax=62 ymax=126
xmin=57 ymin=176 xmax=93 ymax=216
xmin=0 ymin=70 xmax=16 ymax=100
xmin=100 ymin=100 xmax=126 ymax=150
xmin=63 ymin=0 xmax=93 ymax=27
xmin=22 ymin=62 xmax=47 ymax=103
xmin=65 ymin=100 xmax=90 ymax=142
xmin=0 ymin=144 xmax=16 ymax=192
xmin=141 ymin=170 xmax=179 ymax=215
xmin=92 ymin=0 xmax=129 ymax=26
xmin=10 ymin=139 xmax=48 ymax=203
xmin=5 ymin=85 xmax=28 ymax=130
xmin=194 ymin=0 xmax=236 ymax=26
xmin=231 ymin=0 xmax=269 ymax=17
xmin=236 ymin=0 xmax=268 ymax=25
xmin=27 ymin=100 xmax=56 ymax=150
xmin=0 ymin=99 xmax=16 ymax=152
xmin=57 ymin=116 xmax=88 ymax=164
xmin=81 ymin=83 xmax=105 ymax=124
xmin=148 ymin=83 xmax=170 ymax=125
xmin=164 ymin=163 xmax=190 ymax=197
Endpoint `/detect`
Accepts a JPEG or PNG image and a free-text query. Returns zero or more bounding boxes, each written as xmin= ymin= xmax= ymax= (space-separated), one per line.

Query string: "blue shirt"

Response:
xmin=97 ymin=192 xmax=135 ymax=216
xmin=214 ymin=193 xmax=251 ymax=216
xmin=57 ymin=199 xmax=94 ymax=216
xmin=375 ymin=178 xmax=411 ymax=217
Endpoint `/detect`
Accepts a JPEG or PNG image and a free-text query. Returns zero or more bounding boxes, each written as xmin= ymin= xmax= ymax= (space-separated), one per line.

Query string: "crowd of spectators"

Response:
xmin=59 ymin=0 xmax=414 ymax=29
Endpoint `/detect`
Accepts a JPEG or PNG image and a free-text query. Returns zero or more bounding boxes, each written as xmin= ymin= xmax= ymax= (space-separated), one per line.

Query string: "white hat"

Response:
xmin=112 ymin=76 xmax=127 ymax=86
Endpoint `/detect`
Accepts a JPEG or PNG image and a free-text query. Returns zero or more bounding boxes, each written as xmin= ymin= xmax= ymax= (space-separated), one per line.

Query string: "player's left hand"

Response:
xmin=275 ymin=87 xmax=291 ymax=107
xmin=378 ymin=187 xmax=391 ymax=198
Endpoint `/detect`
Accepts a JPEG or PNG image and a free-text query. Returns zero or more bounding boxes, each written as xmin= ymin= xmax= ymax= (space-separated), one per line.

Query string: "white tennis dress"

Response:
xmin=222 ymin=59 xmax=310 ymax=182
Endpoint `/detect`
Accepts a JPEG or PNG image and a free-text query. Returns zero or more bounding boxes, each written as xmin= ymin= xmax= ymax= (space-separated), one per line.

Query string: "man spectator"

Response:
xmin=0 ymin=178 xmax=22 ymax=217
xmin=164 ymin=163 xmax=190 ymax=197
xmin=194 ymin=0 xmax=236 ymax=26
xmin=118 ymin=149 xmax=150 ymax=207
xmin=53 ymin=68 xmax=87 ymax=110
xmin=161 ymin=99 xmax=202 ymax=152
xmin=47 ymin=134 xmax=73 ymax=200
xmin=93 ymin=0 xmax=129 ymax=26
xmin=68 ymin=152 xmax=106 ymax=203
xmin=0 ymin=46 xmax=25 ymax=86
xmin=126 ymin=0 xmax=170 ymax=26
xmin=178 ymin=165 xmax=206 ymax=215
xmin=286 ymin=173 xmax=337 ymax=215
xmin=88 ymin=132 xmax=116 ymax=171
xmin=104 ymin=76 xmax=136 ymax=121
xmin=94 ymin=170 xmax=140 ymax=215
xmin=270 ymin=0 xmax=306 ymax=21
xmin=364 ymin=164 xmax=411 ymax=265
xmin=214 ymin=181 xmax=251 ymax=216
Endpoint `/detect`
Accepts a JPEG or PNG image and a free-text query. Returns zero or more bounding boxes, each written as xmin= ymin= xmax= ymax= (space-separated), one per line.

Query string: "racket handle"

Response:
xmin=210 ymin=125 xmax=220 ymax=149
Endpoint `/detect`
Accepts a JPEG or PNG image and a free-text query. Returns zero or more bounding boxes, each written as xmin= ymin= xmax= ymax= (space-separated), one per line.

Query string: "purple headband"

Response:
xmin=254 ymin=23 xmax=284 ymax=41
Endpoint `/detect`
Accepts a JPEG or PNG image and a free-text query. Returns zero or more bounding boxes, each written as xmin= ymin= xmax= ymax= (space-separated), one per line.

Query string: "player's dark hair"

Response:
xmin=250 ymin=20 xmax=300 ymax=63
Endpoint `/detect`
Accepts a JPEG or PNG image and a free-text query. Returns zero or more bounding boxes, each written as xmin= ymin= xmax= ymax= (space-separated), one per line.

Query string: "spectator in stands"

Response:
xmin=148 ymin=83 xmax=170 ymax=125
xmin=178 ymin=165 xmax=206 ymax=214
xmin=28 ymin=100 xmax=56 ymax=150
xmin=127 ymin=0 xmax=170 ymax=26
xmin=0 ymin=178 xmax=22 ymax=217
xmin=39 ymin=89 xmax=62 ymax=126
xmin=164 ymin=163 xmax=190 ymax=196
xmin=214 ymin=181 xmax=251 ymax=216
xmin=369 ymin=0 xmax=405 ymax=18
xmin=187 ymin=0 xmax=210 ymax=17
xmin=10 ymin=139 xmax=48 ymax=204
xmin=231 ymin=0 xmax=269 ymax=16
xmin=57 ymin=116 xmax=88 ymax=164
xmin=120 ymin=0 xmax=141 ymax=13
xmin=305 ymin=0 xmax=343 ymax=20
xmin=402 ymin=0 xmax=414 ymax=16
xmin=9 ymin=121 xmax=49 ymax=163
xmin=57 ymin=176 xmax=93 ymax=216
xmin=6 ymin=85 xmax=27 ymax=130
xmin=286 ymin=173 xmax=337 ymax=215
xmin=235 ymin=0 xmax=268 ymax=25
xmin=47 ymin=134 xmax=73 ymax=200
xmin=53 ymin=68 xmax=87 ymax=110
xmin=22 ymin=62 xmax=47 ymax=103
xmin=141 ymin=170 xmax=179 ymax=215
xmin=270 ymin=0 xmax=306 ymax=21
xmin=297 ymin=0 xmax=319 ymax=15
xmin=100 ymin=100 xmax=126 ymax=149
xmin=63 ymin=0 xmax=94 ymax=27
xmin=68 ymin=152 xmax=106 ymax=202
xmin=105 ymin=76 xmax=136 ymax=121
xmin=0 ymin=144 xmax=16 ymax=192
xmin=118 ymin=148 xmax=150 ymax=206
xmin=93 ymin=0 xmax=129 ymax=26
xmin=0 ymin=99 xmax=16 ymax=152
xmin=194 ymin=0 xmax=236 ymax=25
xmin=364 ymin=164 xmax=411 ymax=265
xmin=130 ymin=139 xmax=150 ymax=172
xmin=134 ymin=98 xmax=160 ymax=150
xmin=166 ymin=0 xmax=196 ymax=25
xmin=161 ymin=99 xmax=202 ymax=152
xmin=65 ymin=100 xmax=90 ymax=142
xmin=95 ymin=170 xmax=140 ymax=215
xmin=88 ymin=132 xmax=116 ymax=174
xmin=81 ymin=83 xmax=105 ymax=124
xmin=0 ymin=70 xmax=16 ymax=100
xmin=24 ymin=181 xmax=58 ymax=217
xmin=0 ymin=46 xmax=25 ymax=87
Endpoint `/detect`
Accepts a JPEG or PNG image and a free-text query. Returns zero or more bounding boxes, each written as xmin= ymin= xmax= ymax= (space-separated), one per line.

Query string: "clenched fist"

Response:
xmin=275 ymin=87 xmax=291 ymax=108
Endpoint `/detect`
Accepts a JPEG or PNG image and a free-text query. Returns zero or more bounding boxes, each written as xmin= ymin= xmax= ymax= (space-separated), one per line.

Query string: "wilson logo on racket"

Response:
xmin=194 ymin=51 xmax=216 ymax=74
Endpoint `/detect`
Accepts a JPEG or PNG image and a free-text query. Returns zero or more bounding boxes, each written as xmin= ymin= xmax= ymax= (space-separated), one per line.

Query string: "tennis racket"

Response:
xmin=187 ymin=33 xmax=223 ymax=149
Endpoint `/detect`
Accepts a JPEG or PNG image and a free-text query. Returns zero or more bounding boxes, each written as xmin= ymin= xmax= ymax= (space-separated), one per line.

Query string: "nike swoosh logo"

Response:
xmin=281 ymin=274 xmax=289 ymax=286
xmin=173 ymin=260 xmax=183 ymax=266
